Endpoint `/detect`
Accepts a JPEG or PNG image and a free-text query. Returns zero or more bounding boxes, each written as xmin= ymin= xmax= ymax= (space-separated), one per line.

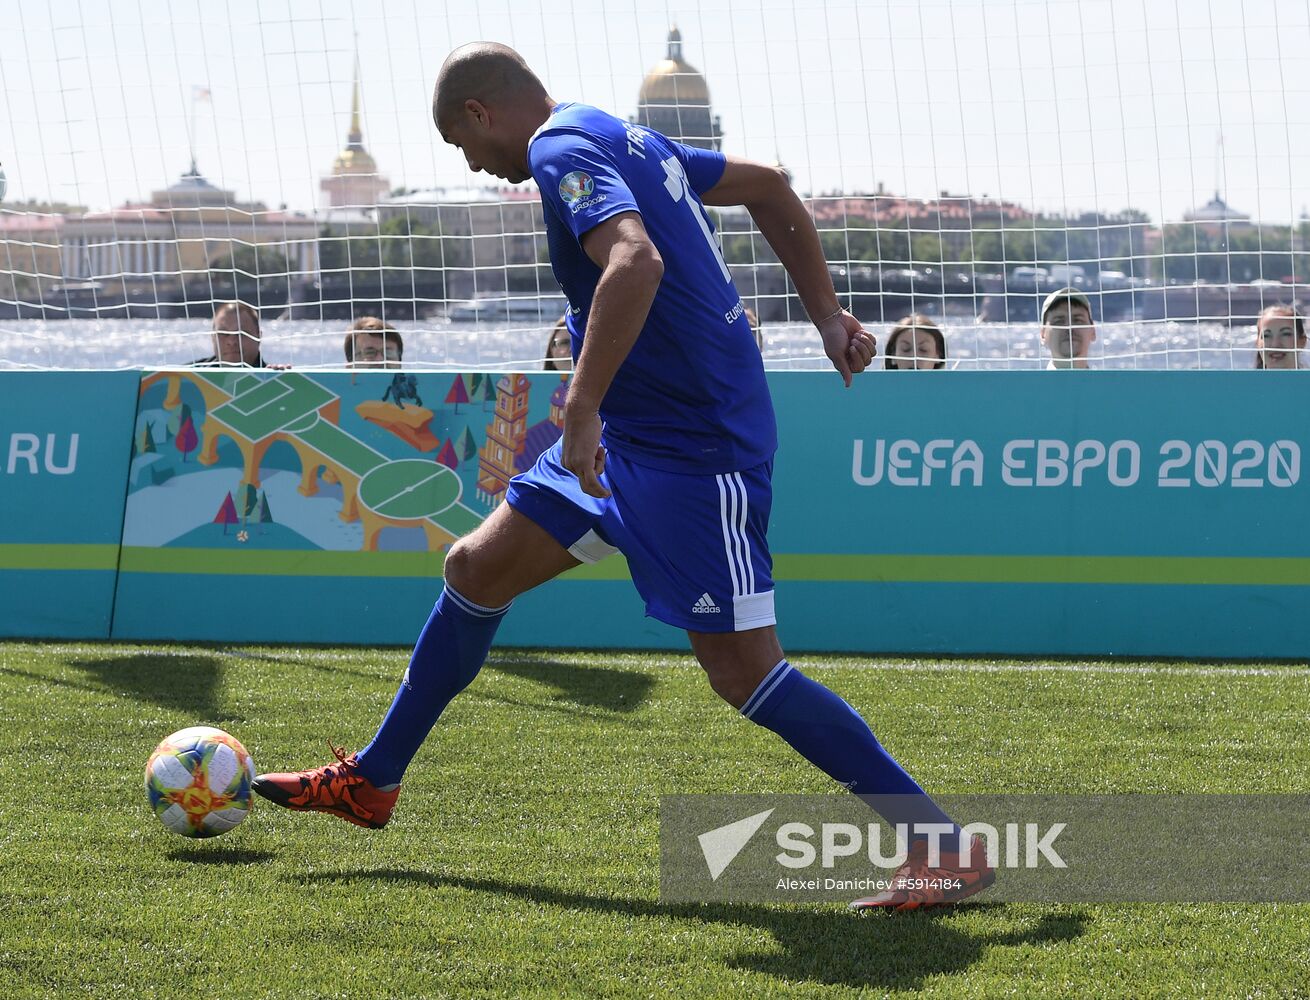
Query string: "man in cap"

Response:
xmin=1040 ymin=287 xmax=1096 ymax=369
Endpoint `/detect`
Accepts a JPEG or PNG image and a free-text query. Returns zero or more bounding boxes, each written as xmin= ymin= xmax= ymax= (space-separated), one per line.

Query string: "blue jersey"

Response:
xmin=529 ymin=102 xmax=777 ymax=475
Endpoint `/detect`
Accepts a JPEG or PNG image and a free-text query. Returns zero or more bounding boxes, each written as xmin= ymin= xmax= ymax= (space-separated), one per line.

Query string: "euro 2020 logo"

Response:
xmin=559 ymin=171 xmax=594 ymax=205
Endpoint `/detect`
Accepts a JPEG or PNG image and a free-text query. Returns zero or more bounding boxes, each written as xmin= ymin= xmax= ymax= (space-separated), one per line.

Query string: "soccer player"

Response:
xmin=254 ymin=42 xmax=992 ymax=911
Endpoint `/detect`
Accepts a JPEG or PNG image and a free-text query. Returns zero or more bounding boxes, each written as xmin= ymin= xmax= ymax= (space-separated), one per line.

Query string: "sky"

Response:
xmin=1 ymin=0 xmax=1308 ymax=224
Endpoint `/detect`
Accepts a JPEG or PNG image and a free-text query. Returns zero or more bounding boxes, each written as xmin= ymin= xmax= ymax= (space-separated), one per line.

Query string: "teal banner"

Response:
xmin=0 ymin=372 xmax=139 ymax=638
xmin=2 ymin=370 xmax=1303 ymax=657
xmin=768 ymin=372 xmax=1310 ymax=657
xmin=111 ymin=369 xmax=678 ymax=646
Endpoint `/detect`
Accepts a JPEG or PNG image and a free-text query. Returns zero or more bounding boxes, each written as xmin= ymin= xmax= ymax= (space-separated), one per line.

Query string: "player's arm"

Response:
xmin=563 ymin=210 xmax=665 ymax=498
xmin=702 ymin=156 xmax=875 ymax=386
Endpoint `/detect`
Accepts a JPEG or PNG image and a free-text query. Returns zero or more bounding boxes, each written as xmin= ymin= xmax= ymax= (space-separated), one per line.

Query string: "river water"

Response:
xmin=0 ymin=317 xmax=1266 ymax=371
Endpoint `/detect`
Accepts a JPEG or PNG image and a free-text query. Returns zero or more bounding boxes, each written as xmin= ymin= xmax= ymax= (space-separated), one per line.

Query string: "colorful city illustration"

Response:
xmin=124 ymin=370 xmax=571 ymax=553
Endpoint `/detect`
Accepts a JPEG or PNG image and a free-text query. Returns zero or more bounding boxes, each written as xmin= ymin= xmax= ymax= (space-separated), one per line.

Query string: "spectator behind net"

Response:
xmin=544 ymin=315 xmax=573 ymax=371
xmin=1254 ymin=304 xmax=1305 ymax=370
xmin=1040 ymin=288 xmax=1096 ymax=370
xmin=884 ymin=314 xmax=946 ymax=370
xmin=346 ymin=316 xmax=405 ymax=369
xmin=193 ymin=302 xmax=270 ymax=368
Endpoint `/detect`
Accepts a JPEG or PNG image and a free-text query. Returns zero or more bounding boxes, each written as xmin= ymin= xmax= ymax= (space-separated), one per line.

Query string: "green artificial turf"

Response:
xmin=1 ymin=641 xmax=1308 ymax=998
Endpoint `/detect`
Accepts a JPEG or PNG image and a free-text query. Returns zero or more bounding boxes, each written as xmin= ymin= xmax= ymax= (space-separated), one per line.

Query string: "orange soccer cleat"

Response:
xmin=850 ymin=834 xmax=995 ymax=912
xmin=252 ymin=743 xmax=399 ymax=830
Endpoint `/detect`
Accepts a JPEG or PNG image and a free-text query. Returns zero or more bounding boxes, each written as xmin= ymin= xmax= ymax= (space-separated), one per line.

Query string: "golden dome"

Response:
xmin=638 ymin=26 xmax=711 ymax=105
xmin=332 ymin=147 xmax=379 ymax=176
xmin=330 ymin=58 xmax=380 ymax=177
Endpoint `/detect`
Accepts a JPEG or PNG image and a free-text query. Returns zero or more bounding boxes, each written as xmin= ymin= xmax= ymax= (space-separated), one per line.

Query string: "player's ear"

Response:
xmin=464 ymin=98 xmax=490 ymax=129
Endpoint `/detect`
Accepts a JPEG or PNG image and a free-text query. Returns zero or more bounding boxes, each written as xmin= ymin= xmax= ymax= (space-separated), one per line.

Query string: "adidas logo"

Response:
xmin=692 ymin=593 xmax=721 ymax=614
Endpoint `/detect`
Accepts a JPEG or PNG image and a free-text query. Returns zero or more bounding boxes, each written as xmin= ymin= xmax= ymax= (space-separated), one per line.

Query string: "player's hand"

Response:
xmin=818 ymin=309 xmax=876 ymax=387
xmin=562 ymin=404 xmax=610 ymax=499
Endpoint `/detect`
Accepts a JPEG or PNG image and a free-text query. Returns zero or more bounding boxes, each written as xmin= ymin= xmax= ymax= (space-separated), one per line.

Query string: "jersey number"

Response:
xmin=661 ymin=156 xmax=732 ymax=282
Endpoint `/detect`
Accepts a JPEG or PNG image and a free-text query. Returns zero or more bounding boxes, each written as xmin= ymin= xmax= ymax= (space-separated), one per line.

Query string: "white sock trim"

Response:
xmin=443 ymin=583 xmax=511 ymax=617
xmin=740 ymin=658 xmax=792 ymax=719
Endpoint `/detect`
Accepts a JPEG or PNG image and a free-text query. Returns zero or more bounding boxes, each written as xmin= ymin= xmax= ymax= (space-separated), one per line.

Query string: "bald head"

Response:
xmin=432 ymin=42 xmax=548 ymax=130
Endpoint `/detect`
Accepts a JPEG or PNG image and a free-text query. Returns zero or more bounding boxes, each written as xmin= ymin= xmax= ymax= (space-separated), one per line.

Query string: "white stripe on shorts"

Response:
xmin=717 ymin=473 xmax=755 ymax=598
xmin=717 ymin=474 xmax=743 ymax=598
xmin=732 ymin=472 xmax=755 ymax=595
xmin=729 ymin=473 xmax=750 ymax=596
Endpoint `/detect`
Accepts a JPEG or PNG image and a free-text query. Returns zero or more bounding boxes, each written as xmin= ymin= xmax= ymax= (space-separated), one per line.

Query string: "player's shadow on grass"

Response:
xmin=297 ymin=869 xmax=1087 ymax=991
xmin=0 ymin=664 xmax=107 ymax=696
xmin=167 ymin=846 xmax=276 ymax=866
xmin=231 ymin=649 xmax=393 ymax=683
xmin=65 ymin=652 xmax=228 ymax=722
xmin=486 ymin=656 xmax=656 ymax=714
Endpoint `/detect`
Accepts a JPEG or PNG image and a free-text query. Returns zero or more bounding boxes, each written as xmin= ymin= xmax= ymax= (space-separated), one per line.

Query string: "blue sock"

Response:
xmin=742 ymin=659 xmax=961 ymax=846
xmin=354 ymin=584 xmax=509 ymax=788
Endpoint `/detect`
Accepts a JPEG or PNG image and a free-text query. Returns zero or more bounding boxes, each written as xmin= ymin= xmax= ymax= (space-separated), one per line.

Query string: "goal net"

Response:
xmin=1 ymin=0 xmax=1307 ymax=370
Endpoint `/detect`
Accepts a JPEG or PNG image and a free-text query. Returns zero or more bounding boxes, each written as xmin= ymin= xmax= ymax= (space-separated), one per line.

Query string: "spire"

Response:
xmin=667 ymin=24 xmax=682 ymax=61
xmin=323 ymin=40 xmax=387 ymax=205
xmin=347 ymin=50 xmax=364 ymax=151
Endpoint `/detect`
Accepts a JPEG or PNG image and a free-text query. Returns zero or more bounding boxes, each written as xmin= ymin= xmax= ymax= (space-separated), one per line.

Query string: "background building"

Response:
xmin=377 ymin=186 xmax=549 ymax=300
xmin=634 ymin=26 xmax=722 ymax=151
xmin=0 ymin=213 xmax=62 ymax=305
xmin=320 ymin=61 xmax=390 ymax=211
xmin=55 ymin=162 xmax=318 ymax=311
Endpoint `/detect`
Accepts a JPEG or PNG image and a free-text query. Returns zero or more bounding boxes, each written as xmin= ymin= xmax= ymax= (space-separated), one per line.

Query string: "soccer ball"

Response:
xmin=144 ymin=726 xmax=256 ymax=838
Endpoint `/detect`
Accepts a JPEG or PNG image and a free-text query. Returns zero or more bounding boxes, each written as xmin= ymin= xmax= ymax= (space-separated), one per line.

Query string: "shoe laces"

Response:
xmin=328 ymin=741 xmax=353 ymax=769
xmin=304 ymin=741 xmax=362 ymax=798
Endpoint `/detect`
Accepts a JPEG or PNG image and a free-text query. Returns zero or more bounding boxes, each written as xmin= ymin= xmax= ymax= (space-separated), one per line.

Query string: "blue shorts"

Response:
xmin=506 ymin=440 xmax=776 ymax=633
